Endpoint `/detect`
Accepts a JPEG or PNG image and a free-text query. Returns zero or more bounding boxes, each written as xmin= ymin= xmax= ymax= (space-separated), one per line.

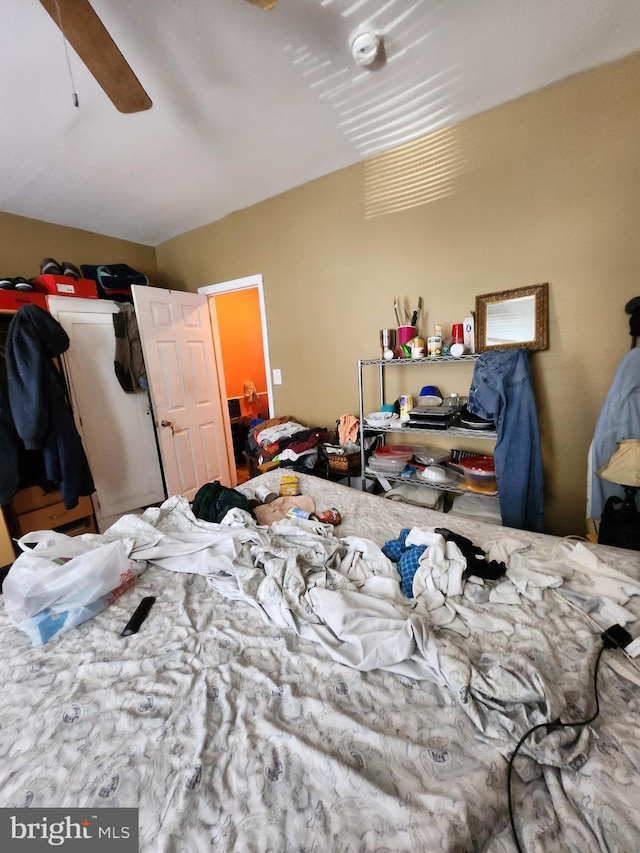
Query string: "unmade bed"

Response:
xmin=1 ymin=472 xmax=639 ymax=852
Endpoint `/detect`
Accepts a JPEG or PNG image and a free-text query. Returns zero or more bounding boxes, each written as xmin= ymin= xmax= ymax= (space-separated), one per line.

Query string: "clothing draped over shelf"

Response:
xmin=467 ymin=349 xmax=544 ymax=532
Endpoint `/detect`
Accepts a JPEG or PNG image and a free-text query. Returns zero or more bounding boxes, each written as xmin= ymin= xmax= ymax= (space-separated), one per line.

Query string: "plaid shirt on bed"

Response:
xmin=382 ymin=528 xmax=427 ymax=598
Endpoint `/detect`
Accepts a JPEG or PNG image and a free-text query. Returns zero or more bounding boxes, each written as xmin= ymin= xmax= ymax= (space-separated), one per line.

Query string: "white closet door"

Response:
xmin=50 ymin=298 xmax=166 ymax=528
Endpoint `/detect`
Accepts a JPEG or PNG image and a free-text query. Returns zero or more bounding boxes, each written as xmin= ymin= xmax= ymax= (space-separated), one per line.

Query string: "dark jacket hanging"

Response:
xmin=0 ymin=370 xmax=21 ymax=504
xmin=5 ymin=305 xmax=95 ymax=510
xmin=113 ymin=303 xmax=147 ymax=393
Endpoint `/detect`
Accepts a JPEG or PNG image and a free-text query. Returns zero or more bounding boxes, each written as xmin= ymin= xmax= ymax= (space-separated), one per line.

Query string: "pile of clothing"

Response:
xmin=245 ymin=416 xmax=331 ymax=471
xmin=81 ymin=264 xmax=149 ymax=301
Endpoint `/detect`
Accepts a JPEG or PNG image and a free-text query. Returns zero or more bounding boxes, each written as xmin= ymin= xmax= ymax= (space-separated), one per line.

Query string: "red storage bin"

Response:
xmin=0 ymin=290 xmax=48 ymax=312
xmin=32 ymin=275 xmax=98 ymax=298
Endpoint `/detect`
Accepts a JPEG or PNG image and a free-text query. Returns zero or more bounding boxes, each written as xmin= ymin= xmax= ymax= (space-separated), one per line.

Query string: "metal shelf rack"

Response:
xmin=357 ymin=354 xmax=496 ymax=493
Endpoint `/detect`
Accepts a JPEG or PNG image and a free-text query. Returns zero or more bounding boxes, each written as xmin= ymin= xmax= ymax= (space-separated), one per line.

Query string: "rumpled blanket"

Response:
xmin=90 ymin=496 xmax=640 ymax=778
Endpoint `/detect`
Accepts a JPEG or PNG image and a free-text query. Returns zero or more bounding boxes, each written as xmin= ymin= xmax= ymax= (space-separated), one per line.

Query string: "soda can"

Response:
xmin=316 ymin=508 xmax=342 ymax=526
xmin=286 ymin=507 xmax=313 ymax=520
xmin=255 ymin=485 xmax=278 ymax=503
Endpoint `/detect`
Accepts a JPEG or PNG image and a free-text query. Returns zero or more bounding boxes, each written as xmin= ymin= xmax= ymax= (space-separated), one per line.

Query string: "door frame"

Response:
xmin=197 ymin=273 xmax=274 ymax=419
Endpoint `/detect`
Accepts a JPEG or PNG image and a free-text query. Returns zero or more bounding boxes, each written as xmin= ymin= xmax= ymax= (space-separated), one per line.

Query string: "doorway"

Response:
xmin=198 ymin=274 xmax=273 ymax=484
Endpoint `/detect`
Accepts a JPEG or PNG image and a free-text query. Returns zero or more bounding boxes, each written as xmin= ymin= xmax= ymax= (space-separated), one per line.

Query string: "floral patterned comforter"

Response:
xmin=1 ymin=472 xmax=639 ymax=852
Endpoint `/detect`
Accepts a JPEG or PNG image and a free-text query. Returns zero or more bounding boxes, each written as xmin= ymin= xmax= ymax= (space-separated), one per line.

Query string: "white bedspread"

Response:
xmin=1 ymin=472 xmax=640 ymax=852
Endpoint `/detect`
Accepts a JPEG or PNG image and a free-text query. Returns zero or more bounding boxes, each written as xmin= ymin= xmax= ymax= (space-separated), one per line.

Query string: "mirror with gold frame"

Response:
xmin=475 ymin=283 xmax=549 ymax=351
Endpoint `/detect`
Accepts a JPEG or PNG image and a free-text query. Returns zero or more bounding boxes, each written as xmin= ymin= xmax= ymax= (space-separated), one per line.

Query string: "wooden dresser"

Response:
xmin=0 ymin=511 xmax=14 ymax=569
xmin=5 ymin=487 xmax=96 ymax=543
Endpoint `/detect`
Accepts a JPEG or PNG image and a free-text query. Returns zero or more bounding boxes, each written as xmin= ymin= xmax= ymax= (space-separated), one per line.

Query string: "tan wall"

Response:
xmin=156 ymin=53 xmax=640 ymax=537
xmin=3 ymin=54 xmax=639 ymax=537
xmin=0 ymin=212 xmax=157 ymax=283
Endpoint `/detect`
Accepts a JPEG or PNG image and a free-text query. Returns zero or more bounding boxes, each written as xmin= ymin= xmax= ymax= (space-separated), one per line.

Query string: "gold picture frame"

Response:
xmin=475 ymin=283 xmax=549 ymax=352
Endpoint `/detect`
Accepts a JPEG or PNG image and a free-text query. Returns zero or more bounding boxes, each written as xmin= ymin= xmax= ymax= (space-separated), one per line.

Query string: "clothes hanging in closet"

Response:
xmin=112 ymin=303 xmax=147 ymax=393
xmin=0 ymin=325 xmax=21 ymax=504
xmin=5 ymin=305 xmax=95 ymax=510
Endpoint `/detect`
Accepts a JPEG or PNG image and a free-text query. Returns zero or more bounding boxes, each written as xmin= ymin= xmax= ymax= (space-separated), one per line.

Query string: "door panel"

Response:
xmin=187 ymin=340 xmax=211 ymax=405
xmin=132 ymin=286 xmax=233 ymax=500
xmin=158 ymin=341 xmax=185 ymax=409
xmin=50 ymin=302 xmax=166 ymax=527
xmin=173 ymin=427 xmax=197 ymax=496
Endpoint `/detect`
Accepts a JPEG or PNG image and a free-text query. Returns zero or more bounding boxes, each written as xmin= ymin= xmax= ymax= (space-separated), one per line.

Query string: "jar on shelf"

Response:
xmin=443 ymin=393 xmax=462 ymax=413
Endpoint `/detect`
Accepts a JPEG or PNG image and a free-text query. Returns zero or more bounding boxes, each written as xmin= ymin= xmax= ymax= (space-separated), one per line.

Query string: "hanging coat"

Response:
xmin=0 ymin=384 xmax=21 ymax=504
xmin=6 ymin=305 xmax=95 ymax=510
xmin=113 ymin=302 xmax=147 ymax=393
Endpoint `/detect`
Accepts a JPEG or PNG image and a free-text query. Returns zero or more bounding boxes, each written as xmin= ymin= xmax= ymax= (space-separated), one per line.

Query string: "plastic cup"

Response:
xmin=451 ymin=323 xmax=464 ymax=344
xmin=397 ymin=325 xmax=415 ymax=357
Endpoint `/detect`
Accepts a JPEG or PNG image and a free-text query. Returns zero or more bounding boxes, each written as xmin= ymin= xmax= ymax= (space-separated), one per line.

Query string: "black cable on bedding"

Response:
xmin=507 ymin=640 xmax=609 ymax=853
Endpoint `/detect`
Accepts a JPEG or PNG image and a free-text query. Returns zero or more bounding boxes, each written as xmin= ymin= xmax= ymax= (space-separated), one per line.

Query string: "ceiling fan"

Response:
xmin=38 ymin=0 xmax=278 ymax=114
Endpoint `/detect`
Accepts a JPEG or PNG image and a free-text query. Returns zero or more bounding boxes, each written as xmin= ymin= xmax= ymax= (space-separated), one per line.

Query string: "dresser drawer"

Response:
xmin=12 ymin=486 xmax=65 ymax=514
xmin=0 ymin=510 xmax=15 ymax=567
xmin=16 ymin=495 xmax=95 ymax=537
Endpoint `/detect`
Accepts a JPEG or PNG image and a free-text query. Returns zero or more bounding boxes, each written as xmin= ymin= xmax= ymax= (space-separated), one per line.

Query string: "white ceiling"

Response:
xmin=3 ymin=0 xmax=640 ymax=246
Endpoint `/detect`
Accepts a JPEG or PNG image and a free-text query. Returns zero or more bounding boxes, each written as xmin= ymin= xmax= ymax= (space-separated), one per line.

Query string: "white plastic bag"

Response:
xmin=3 ymin=530 xmax=144 ymax=645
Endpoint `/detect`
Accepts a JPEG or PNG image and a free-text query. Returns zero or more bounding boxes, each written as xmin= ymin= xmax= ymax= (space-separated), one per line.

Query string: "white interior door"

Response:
xmin=48 ymin=297 xmax=166 ymax=529
xmin=132 ymin=286 xmax=234 ymax=500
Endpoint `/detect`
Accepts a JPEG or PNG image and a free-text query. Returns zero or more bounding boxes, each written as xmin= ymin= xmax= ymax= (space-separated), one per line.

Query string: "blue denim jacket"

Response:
xmin=588 ymin=347 xmax=640 ymax=520
xmin=467 ymin=349 xmax=544 ymax=532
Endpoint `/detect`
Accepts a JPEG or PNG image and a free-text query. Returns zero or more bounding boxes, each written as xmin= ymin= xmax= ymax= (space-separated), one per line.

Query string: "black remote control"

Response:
xmin=121 ymin=596 xmax=156 ymax=637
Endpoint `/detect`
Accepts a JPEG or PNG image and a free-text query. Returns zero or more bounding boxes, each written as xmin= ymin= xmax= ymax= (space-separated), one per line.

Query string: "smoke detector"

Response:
xmin=349 ymin=27 xmax=383 ymax=67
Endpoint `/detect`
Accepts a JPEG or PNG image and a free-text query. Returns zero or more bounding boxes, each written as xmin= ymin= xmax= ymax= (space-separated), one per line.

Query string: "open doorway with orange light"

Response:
xmin=198 ymin=274 xmax=274 ymax=484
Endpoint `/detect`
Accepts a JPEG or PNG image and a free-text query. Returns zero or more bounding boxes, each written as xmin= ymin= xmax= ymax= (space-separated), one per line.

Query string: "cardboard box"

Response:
xmin=33 ymin=274 xmax=98 ymax=299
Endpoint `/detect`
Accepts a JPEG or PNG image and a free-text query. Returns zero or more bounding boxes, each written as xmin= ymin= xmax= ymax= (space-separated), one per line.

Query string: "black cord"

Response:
xmin=507 ymin=641 xmax=606 ymax=853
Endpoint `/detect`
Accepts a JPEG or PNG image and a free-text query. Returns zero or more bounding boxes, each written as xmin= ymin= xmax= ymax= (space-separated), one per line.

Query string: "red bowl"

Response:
xmin=376 ymin=445 xmax=415 ymax=456
xmin=458 ymin=455 xmax=495 ymax=473
xmin=458 ymin=455 xmax=497 ymax=493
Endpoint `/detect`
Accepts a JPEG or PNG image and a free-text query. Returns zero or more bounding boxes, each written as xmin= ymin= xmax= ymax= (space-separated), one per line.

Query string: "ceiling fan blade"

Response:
xmin=39 ymin=0 xmax=152 ymax=113
xmin=244 ymin=0 xmax=278 ymax=9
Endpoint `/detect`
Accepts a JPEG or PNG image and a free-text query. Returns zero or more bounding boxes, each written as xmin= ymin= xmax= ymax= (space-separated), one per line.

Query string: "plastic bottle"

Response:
xmin=464 ymin=315 xmax=475 ymax=353
xmin=428 ymin=324 xmax=442 ymax=358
